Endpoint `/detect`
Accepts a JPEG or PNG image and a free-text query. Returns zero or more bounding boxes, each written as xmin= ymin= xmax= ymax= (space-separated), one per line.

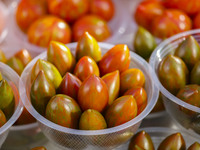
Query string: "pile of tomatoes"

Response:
xmin=158 ymin=35 xmax=200 ymax=115
xmin=29 ymin=32 xmax=148 ymax=130
xmin=128 ymin=130 xmax=199 ymax=150
xmin=134 ymin=0 xmax=200 ymax=39
xmin=16 ymin=0 xmax=114 ymax=47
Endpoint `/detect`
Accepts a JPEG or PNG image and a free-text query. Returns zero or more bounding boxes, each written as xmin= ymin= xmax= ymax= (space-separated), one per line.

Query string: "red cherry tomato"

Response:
xmin=47 ymin=0 xmax=89 ymax=23
xmin=27 ymin=16 xmax=71 ymax=47
xmin=193 ymin=12 xmax=200 ymax=29
xmin=16 ymin=0 xmax=47 ymax=32
xmin=15 ymin=108 xmax=36 ymax=125
xmin=90 ymin=0 xmax=115 ymax=21
xmin=124 ymin=86 xmax=147 ymax=115
xmin=99 ymin=44 xmax=130 ymax=76
xmin=164 ymin=0 xmax=200 ymax=15
xmin=72 ymin=15 xmax=111 ymax=42
xmin=134 ymin=0 xmax=164 ymax=31
xmin=151 ymin=9 xmax=192 ymax=39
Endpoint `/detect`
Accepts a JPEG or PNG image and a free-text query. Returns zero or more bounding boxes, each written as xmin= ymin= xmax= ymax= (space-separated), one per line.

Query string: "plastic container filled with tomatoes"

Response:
xmin=8 ymin=0 xmax=128 ymax=56
xmin=0 ymin=44 xmax=48 ymax=150
xmin=150 ymin=29 xmax=200 ymax=136
xmin=19 ymin=34 xmax=159 ymax=149
xmin=0 ymin=62 xmax=23 ymax=149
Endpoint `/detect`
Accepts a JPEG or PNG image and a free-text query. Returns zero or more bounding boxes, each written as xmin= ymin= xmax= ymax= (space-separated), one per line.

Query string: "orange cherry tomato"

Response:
xmin=16 ymin=0 xmax=47 ymax=32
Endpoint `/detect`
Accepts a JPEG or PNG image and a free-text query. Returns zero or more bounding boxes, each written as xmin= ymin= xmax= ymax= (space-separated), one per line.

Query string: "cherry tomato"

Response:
xmin=151 ymin=9 xmax=192 ymax=39
xmin=15 ymin=108 xmax=36 ymax=125
xmin=99 ymin=44 xmax=130 ymax=76
xmin=90 ymin=0 xmax=115 ymax=21
xmin=47 ymin=0 xmax=89 ymax=23
xmin=164 ymin=0 xmax=200 ymax=15
xmin=193 ymin=12 xmax=200 ymax=29
xmin=134 ymin=0 xmax=164 ymax=31
xmin=27 ymin=16 xmax=71 ymax=47
xmin=78 ymin=74 xmax=109 ymax=112
xmin=72 ymin=15 xmax=111 ymax=42
xmin=16 ymin=0 xmax=47 ymax=32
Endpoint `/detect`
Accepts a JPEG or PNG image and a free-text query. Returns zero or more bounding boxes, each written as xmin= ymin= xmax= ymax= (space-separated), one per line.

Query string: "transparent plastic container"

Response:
xmin=0 ymin=43 xmax=41 ymax=58
xmin=1 ymin=123 xmax=47 ymax=150
xmin=0 ymin=1 xmax=8 ymax=44
xmin=20 ymin=42 xmax=159 ymax=150
xmin=0 ymin=62 xmax=23 ymax=148
xmin=149 ymin=29 xmax=200 ymax=135
xmin=0 ymin=44 xmax=47 ymax=150
xmin=8 ymin=0 xmax=128 ymax=56
xmin=129 ymin=127 xmax=200 ymax=149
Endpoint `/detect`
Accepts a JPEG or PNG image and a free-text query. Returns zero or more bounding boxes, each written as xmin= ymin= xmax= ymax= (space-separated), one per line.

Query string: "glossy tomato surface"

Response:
xmin=124 ymin=86 xmax=147 ymax=115
xmin=73 ymin=56 xmax=99 ymax=81
xmin=105 ymin=95 xmax=137 ymax=128
xmin=193 ymin=12 xmax=200 ymax=29
xmin=90 ymin=0 xmax=115 ymax=21
xmin=72 ymin=15 xmax=111 ymax=42
xmin=16 ymin=0 xmax=47 ymax=32
xmin=134 ymin=0 xmax=164 ymax=31
xmin=99 ymin=44 xmax=130 ymax=76
xmin=151 ymin=9 xmax=192 ymax=39
xmin=46 ymin=94 xmax=82 ymax=129
xmin=77 ymin=75 xmax=109 ymax=112
xmin=164 ymin=0 xmax=200 ymax=15
xmin=27 ymin=16 xmax=71 ymax=47
xmin=47 ymin=0 xmax=89 ymax=23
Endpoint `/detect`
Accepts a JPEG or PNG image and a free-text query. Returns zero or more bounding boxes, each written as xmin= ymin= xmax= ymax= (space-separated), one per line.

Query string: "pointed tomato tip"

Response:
xmin=38 ymin=70 xmax=44 ymax=74
xmin=114 ymin=70 xmax=120 ymax=74
xmin=18 ymin=48 xmax=28 ymax=54
xmin=140 ymin=130 xmax=146 ymax=135
xmin=48 ymin=40 xmax=59 ymax=48
xmin=84 ymin=31 xmax=90 ymax=36
xmin=79 ymin=31 xmax=94 ymax=42
xmin=37 ymin=58 xmax=43 ymax=63
xmin=175 ymin=132 xmax=182 ymax=137
xmin=114 ymin=44 xmax=129 ymax=50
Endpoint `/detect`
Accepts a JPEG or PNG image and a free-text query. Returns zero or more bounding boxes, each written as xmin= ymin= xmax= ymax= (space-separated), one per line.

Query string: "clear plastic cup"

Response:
xmin=20 ymin=42 xmax=159 ymax=150
xmin=8 ymin=0 xmax=128 ymax=56
xmin=0 ymin=1 xmax=8 ymax=44
xmin=0 ymin=44 xmax=47 ymax=150
xmin=1 ymin=123 xmax=47 ymax=150
xmin=149 ymin=29 xmax=200 ymax=135
xmin=0 ymin=62 xmax=23 ymax=148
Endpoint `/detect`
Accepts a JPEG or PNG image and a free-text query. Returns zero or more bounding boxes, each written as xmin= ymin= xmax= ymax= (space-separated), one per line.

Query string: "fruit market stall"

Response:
xmin=0 ymin=0 xmax=199 ymax=150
